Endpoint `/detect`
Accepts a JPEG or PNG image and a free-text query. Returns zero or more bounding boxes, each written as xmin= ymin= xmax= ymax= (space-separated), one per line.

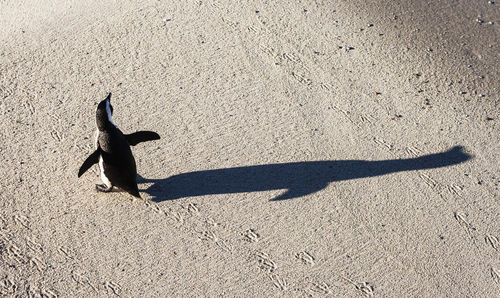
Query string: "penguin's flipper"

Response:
xmin=78 ymin=149 xmax=101 ymax=177
xmin=125 ymin=131 xmax=160 ymax=146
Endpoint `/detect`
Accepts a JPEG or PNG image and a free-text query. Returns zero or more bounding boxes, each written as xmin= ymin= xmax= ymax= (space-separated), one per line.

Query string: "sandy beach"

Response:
xmin=1 ymin=0 xmax=499 ymax=296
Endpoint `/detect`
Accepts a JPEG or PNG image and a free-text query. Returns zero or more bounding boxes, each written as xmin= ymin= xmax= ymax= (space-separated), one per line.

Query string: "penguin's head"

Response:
xmin=96 ymin=93 xmax=114 ymax=131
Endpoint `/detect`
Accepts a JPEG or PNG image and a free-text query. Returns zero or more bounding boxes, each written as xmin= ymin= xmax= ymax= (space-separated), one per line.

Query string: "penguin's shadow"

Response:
xmin=137 ymin=146 xmax=471 ymax=202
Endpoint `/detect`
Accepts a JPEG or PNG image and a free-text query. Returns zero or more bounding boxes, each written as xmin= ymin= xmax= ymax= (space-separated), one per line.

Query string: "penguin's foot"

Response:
xmin=96 ymin=184 xmax=113 ymax=193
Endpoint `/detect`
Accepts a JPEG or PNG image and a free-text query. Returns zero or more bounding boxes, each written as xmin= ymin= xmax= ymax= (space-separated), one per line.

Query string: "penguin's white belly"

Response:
xmin=94 ymin=129 xmax=99 ymax=149
xmin=99 ymin=156 xmax=112 ymax=187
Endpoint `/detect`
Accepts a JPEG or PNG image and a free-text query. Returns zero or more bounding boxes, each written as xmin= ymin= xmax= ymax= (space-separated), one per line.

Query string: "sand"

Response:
xmin=0 ymin=0 xmax=499 ymax=296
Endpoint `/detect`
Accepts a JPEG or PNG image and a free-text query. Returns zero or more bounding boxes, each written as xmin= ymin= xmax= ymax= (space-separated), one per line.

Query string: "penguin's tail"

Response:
xmin=129 ymin=188 xmax=141 ymax=198
xmin=122 ymin=184 xmax=141 ymax=198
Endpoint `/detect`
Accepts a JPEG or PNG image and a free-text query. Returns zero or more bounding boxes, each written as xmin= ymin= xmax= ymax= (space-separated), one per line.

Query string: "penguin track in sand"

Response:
xmin=242 ymin=229 xmax=259 ymax=243
xmin=255 ymin=251 xmax=277 ymax=272
xmin=308 ymin=282 xmax=331 ymax=295
xmin=492 ymin=268 xmax=500 ymax=285
xmin=296 ymin=251 xmax=315 ymax=266
xmin=269 ymin=273 xmax=288 ymax=290
xmin=0 ymin=220 xmax=59 ymax=296
xmin=13 ymin=214 xmax=30 ymax=229
xmin=104 ymin=281 xmax=122 ymax=296
xmin=485 ymin=234 xmax=499 ymax=251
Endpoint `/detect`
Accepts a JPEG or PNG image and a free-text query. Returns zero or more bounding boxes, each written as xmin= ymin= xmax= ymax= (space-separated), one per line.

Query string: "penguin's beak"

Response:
xmin=105 ymin=93 xmax=112 ymax=102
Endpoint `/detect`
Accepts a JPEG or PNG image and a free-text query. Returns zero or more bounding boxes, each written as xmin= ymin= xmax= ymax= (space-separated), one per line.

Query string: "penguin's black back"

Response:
xmin=99 ymin=125 xmax=140 ymax=197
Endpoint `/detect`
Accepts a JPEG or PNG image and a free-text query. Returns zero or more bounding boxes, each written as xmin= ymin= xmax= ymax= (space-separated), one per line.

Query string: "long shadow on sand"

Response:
xmin=138 ymin=146 xmax=471 ymax=202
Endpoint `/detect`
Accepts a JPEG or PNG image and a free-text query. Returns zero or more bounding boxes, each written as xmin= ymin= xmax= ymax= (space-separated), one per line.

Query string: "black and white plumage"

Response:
xmin=78 ymin=93 xmax=160 ymax=198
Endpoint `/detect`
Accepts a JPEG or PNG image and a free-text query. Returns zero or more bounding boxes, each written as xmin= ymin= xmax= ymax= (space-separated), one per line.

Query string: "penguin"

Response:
xmin=78 ymin=93 xmax=160 ymax=198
